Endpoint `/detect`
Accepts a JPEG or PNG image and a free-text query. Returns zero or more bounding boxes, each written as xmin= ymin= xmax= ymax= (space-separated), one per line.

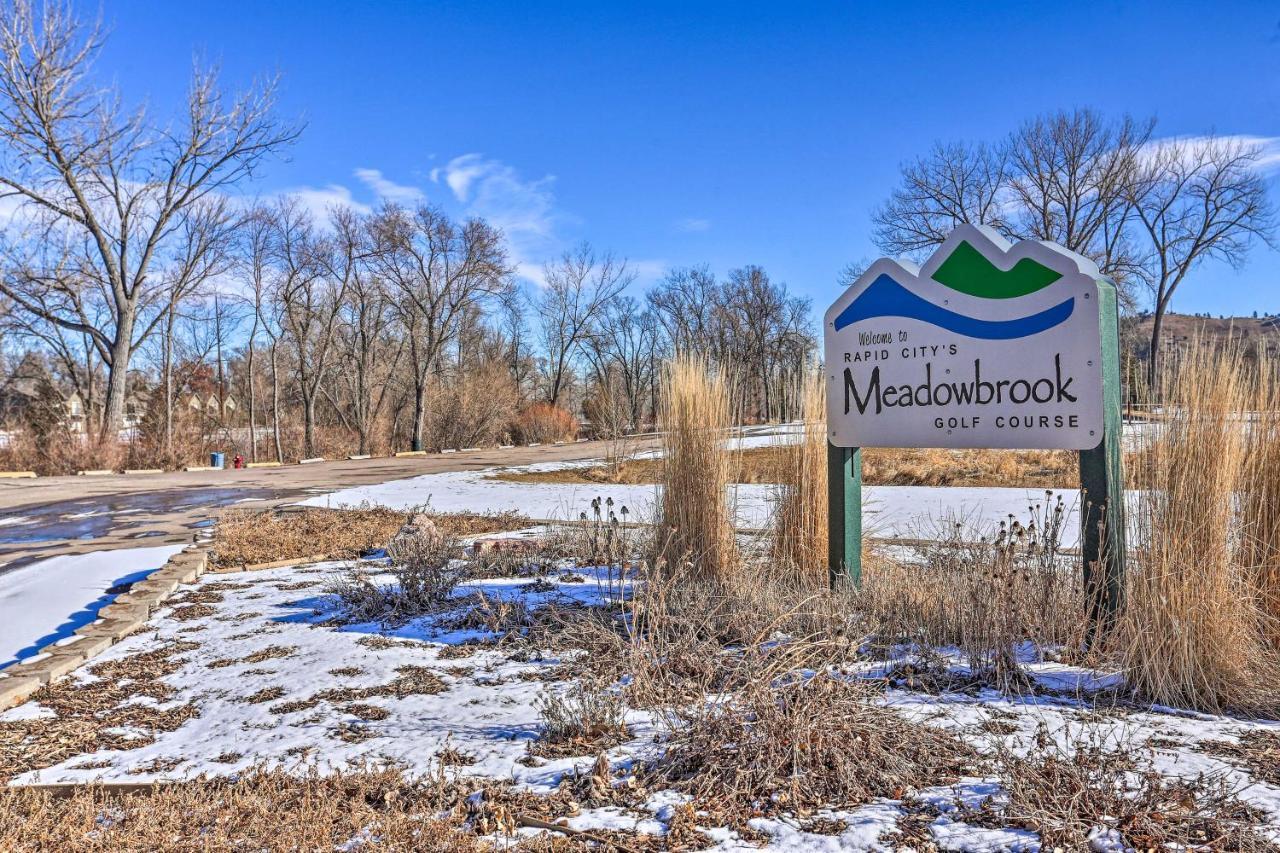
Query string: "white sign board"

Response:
xmin=825 ymin=225 xmax=1104 ymax=450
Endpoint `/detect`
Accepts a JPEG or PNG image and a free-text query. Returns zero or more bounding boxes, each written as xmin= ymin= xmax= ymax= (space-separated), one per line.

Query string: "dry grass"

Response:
xmin=213 ymin=507 xmax=528 ymax=569
xmin=856 ymin=500 xmax=1084 ymax=691
xmin=772 ymin=372 xmax=828 ymax=581
xmin=495 ymin=444 xmax=1079 ymax=488
xmin=646 ymin=670 xmax=975 ymax=824
xmin=1240 ymin=367 xmax=1280 ymax=635
xmin=0 ymin=642 xmax=201 ymax=783
xmin=951 ymin=724 xmax=1276 ymax=851
xmin=1116 ymin=345 xmax=1280 ymax=714
xmin=653 ymin=354 xmax=737 ymax=581
xmin=0 ymin=766 xmax=594 ymax=852
xmin=212 ymin=506 xmax=406 ymax=568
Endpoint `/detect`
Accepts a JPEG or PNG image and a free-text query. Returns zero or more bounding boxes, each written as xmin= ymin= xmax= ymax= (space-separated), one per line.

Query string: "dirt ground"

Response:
xmin=0 ymin=439 xmax=658 ymax=573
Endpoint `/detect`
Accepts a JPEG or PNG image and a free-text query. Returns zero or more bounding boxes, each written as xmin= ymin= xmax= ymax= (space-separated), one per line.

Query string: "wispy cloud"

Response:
xmin=354 ymin=168 xmax=425 ymax=205
xmin=1139 ymin=134 xmax=1280 ymax=175
xmin=272 ymin=184 xmax=373 ymax=220
xmin=674 ymin=217 xmax=710 ymax=233
xmin=433 ymin=153 xmax=567 ymax=284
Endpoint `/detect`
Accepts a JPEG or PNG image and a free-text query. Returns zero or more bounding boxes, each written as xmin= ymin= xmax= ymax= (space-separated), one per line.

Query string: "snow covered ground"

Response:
xmin=299 ymin=460 xmax=1119 ymax=548
xmin=7 ymin=558 xmax=1279 ymax=850
xmin=0 ymin=544 xmax=185 ymax=669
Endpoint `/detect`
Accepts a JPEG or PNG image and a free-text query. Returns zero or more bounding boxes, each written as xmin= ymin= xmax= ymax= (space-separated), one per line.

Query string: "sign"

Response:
xmin=824 ymin=225 xmax=1126 ymax=638
xmin=825 ymin=225 xmax=1104 ymax=450
xmin=824 ymin=225 xmax=1105 ymax=448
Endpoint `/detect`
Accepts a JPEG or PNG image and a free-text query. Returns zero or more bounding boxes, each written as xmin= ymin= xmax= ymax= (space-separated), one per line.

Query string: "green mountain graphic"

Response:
xmin=932 ymin=240 xmax=1061 ymax=299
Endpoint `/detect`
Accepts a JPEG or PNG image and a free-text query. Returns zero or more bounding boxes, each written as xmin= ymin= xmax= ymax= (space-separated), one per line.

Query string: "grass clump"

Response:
xmin=531 ymin=681 xmax=630 ymax=758
xmin=647 ymin=670 xmax=974 ymax=823
xmin=1117 ymin=344 xmax=1280 ymax=714
xmin=653 ymin=354 xmax=738 ymax=581
xmin=772 ymin=372 xmax=828 ymax=582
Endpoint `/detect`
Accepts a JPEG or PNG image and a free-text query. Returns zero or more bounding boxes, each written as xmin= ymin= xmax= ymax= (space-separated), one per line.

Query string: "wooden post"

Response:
xmin=1078 ymin=277 xmax=1127 ymax=638
xmin=827 ymin=442 xmax=862 ymax=588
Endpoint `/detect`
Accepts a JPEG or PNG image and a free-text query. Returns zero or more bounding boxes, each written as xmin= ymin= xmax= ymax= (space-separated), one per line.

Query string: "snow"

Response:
xmin=299 ymin=460 xmax=1120 ymax=547
xmin=6 ymin=556 xmax=1280 ymax=849
xmin=0 ymin=544 xmax=185 ymax=669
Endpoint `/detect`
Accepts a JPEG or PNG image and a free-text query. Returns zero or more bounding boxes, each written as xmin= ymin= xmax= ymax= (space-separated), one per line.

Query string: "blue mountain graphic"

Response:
xmin=832 ymin=274 xmax=1074 ymax=340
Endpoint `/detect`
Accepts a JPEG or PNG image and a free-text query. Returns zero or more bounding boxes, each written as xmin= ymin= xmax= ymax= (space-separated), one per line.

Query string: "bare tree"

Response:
xmin=1131 ymin=136 xmax=1276 ymax=388
xmin=647 ymin=265 xmax=719 ymax=354
xmin=0 ymin=1 xmax=297 ymax=444
xmin=872 ymin=110 xmax=1152 ymax=303
xmin=872 ymin=141 xmax=1012 ymax=259
xmin=370 ymin=204 xmax=512 ymax=451
xmin=266 ymin=198 xmax=348 ymax=459
xmin=327 ymin=210 xmax=402 ymax=455
xmin=1007 ymin=109 xmax=1152 ymax=298
xmin=156 ymin=199 xmax=237 ymax=457
xmin=582 ymin=295 xmax=658 ymax=430
xmin=538 ymin=243 xmax=634 ymax=407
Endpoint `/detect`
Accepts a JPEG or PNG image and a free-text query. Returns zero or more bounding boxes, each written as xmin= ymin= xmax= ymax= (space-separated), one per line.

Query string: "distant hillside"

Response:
xmin=1125 ymin=312 xmax=1280 ymax=356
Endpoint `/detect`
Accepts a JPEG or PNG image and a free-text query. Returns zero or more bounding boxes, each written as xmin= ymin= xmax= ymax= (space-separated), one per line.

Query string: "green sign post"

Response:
xmin=824 ymin=225 xmax=1126 ymax=628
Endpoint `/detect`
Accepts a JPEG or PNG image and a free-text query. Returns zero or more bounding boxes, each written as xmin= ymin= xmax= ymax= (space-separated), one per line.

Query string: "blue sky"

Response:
xmin=87 ymin=0 xmax=1280 ymax=317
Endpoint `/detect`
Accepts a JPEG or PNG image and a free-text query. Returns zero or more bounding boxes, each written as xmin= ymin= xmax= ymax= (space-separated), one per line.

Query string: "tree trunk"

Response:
xmin=270 ymin=342 xmax=284 ymax=463
xmin=412 ymin=376 xmax=427 ymax=452
xmin=247 ymin=340 xmax=258 ymax=463
xmin=98 ymin=321 xmax=135 ymax=447
xmin=1147 ymin=307 xmax=1166 ymax=400
xmin=302 ymin=389 xmax=316 ymax=459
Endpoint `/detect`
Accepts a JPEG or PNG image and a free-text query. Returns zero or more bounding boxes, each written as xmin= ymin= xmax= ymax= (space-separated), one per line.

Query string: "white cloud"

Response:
xmin=1139 ymin=134 xmax=1280 ymax=175
xmin=354 ymin=168 xmax=425 ymax=205
xmin=278 ymin=184 xmax=373 ymax=219
xmin=435 ymin=153 xmax=566 ymax=285
xmin=674 ymin=217 xmax=710 ymax=233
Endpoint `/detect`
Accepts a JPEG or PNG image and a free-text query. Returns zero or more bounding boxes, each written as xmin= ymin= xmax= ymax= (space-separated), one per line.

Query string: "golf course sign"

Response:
xmin=825 ymin=225 xmax=1104 ymax=450
xmin=824 ymin=224 xmax=1126 ymax=632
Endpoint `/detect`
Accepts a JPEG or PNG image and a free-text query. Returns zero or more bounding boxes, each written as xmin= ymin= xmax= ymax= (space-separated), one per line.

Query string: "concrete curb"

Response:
xmin=393 ymin=450 xmax=426 ymax=457
xmin=347 ymin=454 xmax=372 ymax=460
xmin=0 ymin=546 xmax=210 ymax=710
xmin=246 ymin=461 xmax=282 ymax=469
xmin=123 ymin=468 xmax=164 ymax=475
xmin=298 ymin=457 xmax=325 ymax=464
xmin=77 ymin=469 xmax=114 ymax=476
xmin=0 ymin=471 xmax=37 ymax=479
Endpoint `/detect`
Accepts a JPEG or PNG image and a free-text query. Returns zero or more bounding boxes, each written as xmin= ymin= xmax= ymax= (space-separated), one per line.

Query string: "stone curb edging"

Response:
xmin=211 ymin=553 xmax=332 ymax=574
xmin=0 ymin=471 xmax=37 ymax=478
xmin=0 ymin=546 xmax=210 ymax=711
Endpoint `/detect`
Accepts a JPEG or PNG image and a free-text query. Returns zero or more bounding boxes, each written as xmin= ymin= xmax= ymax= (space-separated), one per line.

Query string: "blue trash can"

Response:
xmin=210 ymin=452 xmax=225 ymax=469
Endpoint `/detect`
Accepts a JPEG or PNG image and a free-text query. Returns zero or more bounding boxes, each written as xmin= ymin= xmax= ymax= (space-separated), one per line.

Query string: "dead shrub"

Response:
xmin=958 ymin=723 xmax=1275 ymax=851
xmin=646 ymin=670 xmax=974 ymax=824
xmin=855 ymin=500 xmax=1084 ymax=690
xmin=327 ymin=518 xmax=466 ymax=621
xmin=511 ymin=402 xmax=577 ymax=444
xmin=531 ymin=681 xmax=629 ymax=758
xmin=424 ymin=361 xmax=520 ymax=450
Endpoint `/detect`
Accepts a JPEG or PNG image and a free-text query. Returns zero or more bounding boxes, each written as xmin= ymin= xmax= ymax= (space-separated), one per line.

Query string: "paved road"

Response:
xmin=0 ymin=439 xmax=656 ymax=572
